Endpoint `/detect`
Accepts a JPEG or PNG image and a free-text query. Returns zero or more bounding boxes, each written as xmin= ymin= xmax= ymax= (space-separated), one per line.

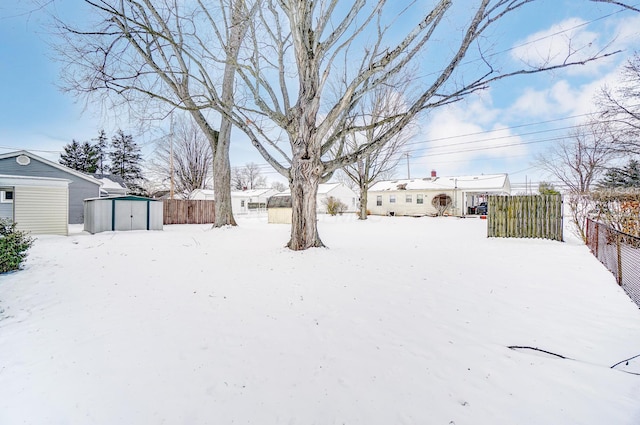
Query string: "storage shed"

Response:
xmin=84 ymin=196 xmax=163 ymax=234
xmin=0 ymin=174 xmax=70 ymax=235
xmin=267 ymin=195 xmax=292 ymax=224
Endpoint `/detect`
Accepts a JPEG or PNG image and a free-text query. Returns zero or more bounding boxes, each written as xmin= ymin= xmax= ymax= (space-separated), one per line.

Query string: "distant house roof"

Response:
xmin=92 ymin=173 xmax=128 ymax=189
xmin=231 ymin=188 xmax=278 ymax=198
xmin=278 ymin=182 xmax=351 ymax=196
xmin=92 ymin=173 xmax=128 ymax=196
xmin=0 ymin=150 xmax=102 ymax=186
xmin=369 ymin=174 xmax=510 ymax=192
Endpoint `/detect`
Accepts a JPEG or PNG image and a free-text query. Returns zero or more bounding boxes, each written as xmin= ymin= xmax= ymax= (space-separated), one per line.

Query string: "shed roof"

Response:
xmin=369 ymin=174 xmax=510 ymax=192
xmin=84 ymin=195 xmax=159 ymax=202
xmin=267 ymin=195 xmax=292 ymax=208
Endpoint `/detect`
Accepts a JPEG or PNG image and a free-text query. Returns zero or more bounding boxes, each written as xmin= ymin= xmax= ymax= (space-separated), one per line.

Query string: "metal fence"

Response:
xmin=487 ymin=195 xmax=563 ymax=241
xmin=586 ymin=218 xmax=640 ymax=308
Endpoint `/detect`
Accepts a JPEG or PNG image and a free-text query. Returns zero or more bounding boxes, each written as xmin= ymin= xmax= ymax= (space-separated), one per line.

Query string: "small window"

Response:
xmin=417 ymin=194 xmax=424 ymax=204
xmin=406 ymin=194 xmax=412 ymax=203
xmin=389 ymin=195 xmax=396 ymax=203
xmin=376 ymin=195 xmax=382 ymax=206
xmin=1 ymin=190 xmax=13 ymax=203
xmin=241 ymin=200 xmax=245 ymax=207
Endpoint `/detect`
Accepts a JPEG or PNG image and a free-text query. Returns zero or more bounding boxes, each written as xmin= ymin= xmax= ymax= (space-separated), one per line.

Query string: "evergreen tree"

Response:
xmin=538 ymin=181 xmax=561 ymax=195
xmin=92 ymin=129 xmax=109 ymax=174
xmin=60 ymin=140 xmax=98 ymax=173
xmin=109 ymin=130 xmax=143 ymax=185
xmin=599 ymin=159 xmax=640 ymax=188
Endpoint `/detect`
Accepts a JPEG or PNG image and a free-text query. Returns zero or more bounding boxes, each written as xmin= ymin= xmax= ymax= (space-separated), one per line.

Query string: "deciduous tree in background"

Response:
xmin=536 ymin=120 xmax=619 ymax=241
xmin=232 ymin=162 xmax=267 ymax=190
xmin=150 ymin=116 xmax=213 ymax=199
xmin=597 ymin=53 xmax=640 ymax=155
xmin=333 ymin=71 xmax=416 ymax=220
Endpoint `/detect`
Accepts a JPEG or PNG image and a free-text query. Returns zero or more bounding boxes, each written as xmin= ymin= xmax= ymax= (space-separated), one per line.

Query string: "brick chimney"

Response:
xmin=431 ymin=170 xmax=437 ymax=178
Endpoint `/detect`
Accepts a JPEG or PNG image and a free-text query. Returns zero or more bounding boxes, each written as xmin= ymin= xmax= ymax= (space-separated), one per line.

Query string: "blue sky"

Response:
xmin=1 ymin=1 xmax=639 ymax=189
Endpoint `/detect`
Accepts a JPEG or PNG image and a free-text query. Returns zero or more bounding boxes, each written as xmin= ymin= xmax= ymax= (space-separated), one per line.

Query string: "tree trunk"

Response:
xmin=288 ymin=156 xmax=324 ymax=250
xmin=358 ymin=182 xmax=369 ymax=220
xmin=212 ymin=117 xmax=236 ymax=227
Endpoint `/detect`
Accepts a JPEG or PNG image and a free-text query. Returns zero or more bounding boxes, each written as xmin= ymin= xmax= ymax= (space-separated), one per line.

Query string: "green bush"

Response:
xmin=0 ymin=219 xmax=34 ymax=274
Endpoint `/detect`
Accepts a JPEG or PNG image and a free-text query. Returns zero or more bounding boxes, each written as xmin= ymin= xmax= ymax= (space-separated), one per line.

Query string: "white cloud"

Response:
xmin=510 ymin=18 xmax=611 ymax=77
xmin=414 ymin=98 xmax=527 ymax=177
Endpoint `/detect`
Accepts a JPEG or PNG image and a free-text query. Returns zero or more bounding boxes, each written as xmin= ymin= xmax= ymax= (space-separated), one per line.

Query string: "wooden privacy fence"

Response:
xmin=487 ymin=195 xmax=563 ymax=241
xmin=163 ymin=199 xmax=215 ymax=224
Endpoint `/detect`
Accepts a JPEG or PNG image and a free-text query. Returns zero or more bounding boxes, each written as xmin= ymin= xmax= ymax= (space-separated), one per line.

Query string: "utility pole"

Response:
xmin=170 ymin=114 xmax=175 ymax=200
xmin=405 ymin=152 xmax=411 ymax=179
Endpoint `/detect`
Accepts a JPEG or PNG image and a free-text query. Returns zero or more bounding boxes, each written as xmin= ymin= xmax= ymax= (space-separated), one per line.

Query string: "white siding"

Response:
xmin=14 ymin=186 xmax=68 ymax=235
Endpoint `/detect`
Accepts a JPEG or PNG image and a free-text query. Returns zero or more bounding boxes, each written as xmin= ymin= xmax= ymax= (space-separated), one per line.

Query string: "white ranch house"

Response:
xmin=190 ymin=188 xmax=280 ymax=214
xmin=367 ymin=174 xmax=511 ymax=217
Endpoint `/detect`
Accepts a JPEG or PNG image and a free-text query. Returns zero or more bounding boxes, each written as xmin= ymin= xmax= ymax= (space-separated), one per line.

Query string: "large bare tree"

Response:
xmin=55 ymin=0 xmax=255 ymax=227
xmin=232 ymin=162 xmax=267 ymax=190
xmin=536 ymin=119 xmax=619 ymax=240
xmin=222 ymin=0 xmax=615 ymax=249
xmin=334 ymin=72 xmax=415 ymax=220
xmin=57 ymin=0 xmax=616 ymax=249
xmin=149 ymin=115 xmax=213 ymax=199
xmin=598 ymin=53 xmax=640 ymax=155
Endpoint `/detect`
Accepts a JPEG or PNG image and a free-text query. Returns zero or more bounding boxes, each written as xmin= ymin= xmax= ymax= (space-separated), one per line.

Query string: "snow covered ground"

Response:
xmin=1 ymin=215 xmax=639 ymax=425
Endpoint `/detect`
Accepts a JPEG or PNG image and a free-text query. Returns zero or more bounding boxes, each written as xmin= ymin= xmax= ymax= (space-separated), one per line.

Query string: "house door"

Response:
xmin=114 ymin=201 xmax=148 ymax=231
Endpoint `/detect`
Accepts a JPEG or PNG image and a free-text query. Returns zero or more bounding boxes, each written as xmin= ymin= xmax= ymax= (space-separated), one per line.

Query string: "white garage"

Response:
xmin=84 ymin=196 xmax=163 ymax=234
xmin=0 ymin=174 xmax=70 ymax=235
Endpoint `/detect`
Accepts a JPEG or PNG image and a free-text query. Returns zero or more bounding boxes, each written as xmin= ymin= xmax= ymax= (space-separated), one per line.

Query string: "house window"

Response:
xmin=389 ymin=195 xmax=396 ymax=203
xmin=406 ymin=194 xmax=412 ymax=203
xmin=1 ymin=190 xmax=13 ymax=203
xmin=417 ymin=194 xmax=424 ymax=204
xmin=376 ymin=195 xmax=382 ymax=206
xmin=241 ymin=200 xmax=245 ymax=207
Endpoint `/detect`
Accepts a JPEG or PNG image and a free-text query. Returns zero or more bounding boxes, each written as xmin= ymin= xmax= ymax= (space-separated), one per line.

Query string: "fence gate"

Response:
xmin=487 ymin=195 xmax=563 ymax=241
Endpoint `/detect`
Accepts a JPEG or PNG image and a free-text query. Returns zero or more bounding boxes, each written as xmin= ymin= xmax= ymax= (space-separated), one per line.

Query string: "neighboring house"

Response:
xmin=0 ymin=174 xmax=70 ymax=235
xmin=231 ymin=188 xmax=279 ymax=214
xmin=189 ymin=189 xmax=215 ymax=200
xmin=317 ymin=183 xmax=358 ymax=213
xmin=367 ymin=173 xmax=511 ymax=217
xmin=277 ymin=183 xmax=358 ymax=214
xmin=0 ymin=151 xmax=102 ymax=224
xmin=189 ymin=188 xmax=281 ymax=214
xmin=92 ymin=173 xmax=128 ymax=197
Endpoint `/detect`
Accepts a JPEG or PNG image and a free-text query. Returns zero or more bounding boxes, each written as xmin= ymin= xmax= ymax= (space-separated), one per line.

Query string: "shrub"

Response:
xmin=323 ymin=196 xmax=348 ymax=216
xmin=0 ymin=219 xmax=34 ymax=274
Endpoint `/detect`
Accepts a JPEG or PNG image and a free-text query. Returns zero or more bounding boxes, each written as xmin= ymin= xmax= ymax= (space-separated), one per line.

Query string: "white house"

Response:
xmin=367 ymin=173 xmax=511 ymax=217
xmin=231 ymin=188 xmax=279 ymax=214
xmin=189 ymin=188 xmax=280 ymax=214
xmin=277 ymin=183 xmax=358 ymax=214
xmin=317 ymin=183 xmax=358 ymax=213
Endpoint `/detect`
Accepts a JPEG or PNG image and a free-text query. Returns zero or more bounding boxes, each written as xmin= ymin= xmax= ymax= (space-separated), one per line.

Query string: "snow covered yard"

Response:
xmin=1 ymin=215 xmax=639 ymax=425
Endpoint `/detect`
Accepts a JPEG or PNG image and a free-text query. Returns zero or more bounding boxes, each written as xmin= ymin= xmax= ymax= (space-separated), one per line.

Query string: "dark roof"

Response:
xmin=91 ymin=173 xmax=128 ymax=188
xmin=267 ymin=195 xmax=292 ymax=208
